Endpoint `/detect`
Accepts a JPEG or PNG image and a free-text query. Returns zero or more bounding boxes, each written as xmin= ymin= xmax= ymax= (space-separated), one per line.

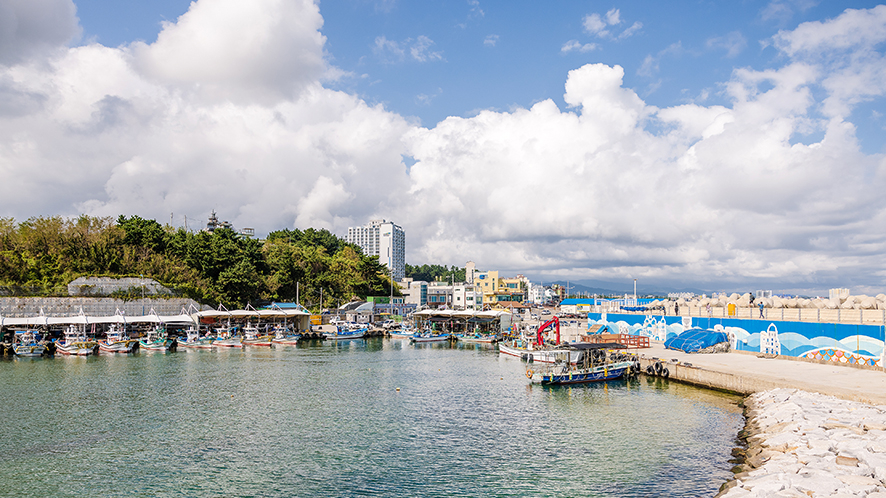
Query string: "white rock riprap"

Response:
xmin=717 ymin=389 xmax=886 ymax=497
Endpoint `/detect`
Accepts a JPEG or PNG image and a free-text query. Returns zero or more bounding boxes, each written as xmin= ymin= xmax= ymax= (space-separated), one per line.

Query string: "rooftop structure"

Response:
xmin=204 ymin=211 xmax=254 ymax=238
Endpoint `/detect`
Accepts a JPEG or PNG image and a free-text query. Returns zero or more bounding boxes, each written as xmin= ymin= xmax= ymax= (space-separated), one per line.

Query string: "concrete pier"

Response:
xmin=635 ymin=342 xmax=886 ymax=405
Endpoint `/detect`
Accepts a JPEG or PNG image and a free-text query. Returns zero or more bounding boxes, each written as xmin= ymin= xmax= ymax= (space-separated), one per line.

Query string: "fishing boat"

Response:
xmin=138 ymin=325 xmax=176 ymax=351
xmin=388 ymin=327 xmax=415 ymax=339
xmin=409 ymin=332 xmax=451 ymax=343
xmin=178 ymin=326 xmax=215 ymax=349
xmin=498 ymin=316 xmax=582 ymax=364
xmin=242 ymin=322 xmax=273 ymax=346
xmin=457 ymin=331 xmax=500 ymax=344
xmin=55 ymin=324 xmax=98 ymax=356
xmin=98 ymin=324 xmax=138 ymax=353
xmin=270 ymin=324 xmax=301 ymax=345
xmin=324 ymin=323 xmax=367 ymax=340
xmin=12 ymin=330 xmax=46 ymax=357
xmin=525 ymin=343 xmax=638 ymax=385
xmin=212 ymin=325 xmax=243 ymax=348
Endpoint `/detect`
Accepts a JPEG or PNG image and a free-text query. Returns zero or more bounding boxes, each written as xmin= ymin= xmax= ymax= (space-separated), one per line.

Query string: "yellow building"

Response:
xmin=475 ymin=271 xmax=528 ymax=307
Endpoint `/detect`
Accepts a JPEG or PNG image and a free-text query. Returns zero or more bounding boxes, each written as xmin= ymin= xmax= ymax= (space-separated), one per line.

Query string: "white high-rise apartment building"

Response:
xmin=347 ymin=219 xmax=405 ymax=280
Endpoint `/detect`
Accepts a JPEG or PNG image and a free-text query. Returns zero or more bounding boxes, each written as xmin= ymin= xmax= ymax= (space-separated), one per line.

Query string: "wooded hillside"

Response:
xmin=0 ymin=215 xmax=398 ymax=310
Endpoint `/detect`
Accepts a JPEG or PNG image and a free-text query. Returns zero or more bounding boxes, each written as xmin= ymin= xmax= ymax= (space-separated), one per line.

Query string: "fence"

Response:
xmin=602 ymin=305 xmax=886 ymax=326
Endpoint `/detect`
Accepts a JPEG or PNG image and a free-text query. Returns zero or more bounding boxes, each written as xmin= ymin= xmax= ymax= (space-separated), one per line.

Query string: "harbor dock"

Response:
xmin=635 ymin=341 xmax=886 ymax=405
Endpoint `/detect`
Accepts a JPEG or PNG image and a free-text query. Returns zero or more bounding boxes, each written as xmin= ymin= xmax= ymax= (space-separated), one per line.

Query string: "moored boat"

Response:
xmin=270 ymin=324 xmax=301 ymax=345
xmin=457 ymin=331 xmax=500 ymax=344
xmin=324 ymin=323 xmax=367 ymax=340
xmin=138 ymin=325 xmax=176 ymax=351
xmin=388 ymin=328 xmax=415 ymax=339
xmin=178 ymin=326 xmax=215 ymax=349
xmin=409 ymin=332 xmax=450 ymax=343
xmin=525 ymin=343 xmax=638 ymax=385
xmin=12 ymin=330 xmax=47 ymax=357
xmin=98 ymin=324 xmax=138 ymax=353
xmin=212 ymin=326 xmax=243 ymax=348
xmin=55 ymin=324 xmax=99 ymax=356
xmin=242 ymin=322 xmax=273 ymax=346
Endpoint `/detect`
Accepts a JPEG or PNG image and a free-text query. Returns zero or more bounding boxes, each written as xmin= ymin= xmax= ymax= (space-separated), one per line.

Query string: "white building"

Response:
xmin=426 ymin=282 xmax=479 ymax=310
xmin=399 ymin=278 xmax=428 ymax=307
xmin=528 ymin=283 xmax=546 ymax=305
xmin=347 ymin=219 xmax=406 ymax=280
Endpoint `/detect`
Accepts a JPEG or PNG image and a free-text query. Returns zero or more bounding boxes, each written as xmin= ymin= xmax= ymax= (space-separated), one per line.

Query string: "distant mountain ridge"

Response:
xmin=545 ymin=279 xmax=713 ymax=297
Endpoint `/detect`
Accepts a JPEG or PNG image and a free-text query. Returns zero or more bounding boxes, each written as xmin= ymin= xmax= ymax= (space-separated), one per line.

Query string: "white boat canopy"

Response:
xmin=412 ymin=309 xmax=511 ymax=319
xmin=87 ymin=315 xmax=128 ymax=324
xmin=195 ymin=308 xmax=309 ymax=319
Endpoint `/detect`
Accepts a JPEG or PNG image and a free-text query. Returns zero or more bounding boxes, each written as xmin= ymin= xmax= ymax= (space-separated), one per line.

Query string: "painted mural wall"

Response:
xmin=587 ymin=313 xmax=886 ymax=368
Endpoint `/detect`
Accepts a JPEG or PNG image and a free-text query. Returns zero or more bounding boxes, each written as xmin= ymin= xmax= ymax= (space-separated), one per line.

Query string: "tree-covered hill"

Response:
xmin=0 ymin=215 xmax=398 ymax=309
xmin=405 ymin=264 xmax=466 ymax=283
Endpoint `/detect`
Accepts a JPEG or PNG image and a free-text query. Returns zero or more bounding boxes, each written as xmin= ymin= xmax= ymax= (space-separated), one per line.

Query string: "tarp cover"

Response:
xmin=664 ymin=328 xmax=728 ymax=353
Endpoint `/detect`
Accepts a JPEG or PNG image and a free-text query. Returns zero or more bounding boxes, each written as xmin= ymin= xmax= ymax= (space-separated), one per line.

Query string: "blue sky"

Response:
xmin=2 ymin=0 xmax=886 ymax=295
xmin=73 ymin=0 xmax=885 ymax=152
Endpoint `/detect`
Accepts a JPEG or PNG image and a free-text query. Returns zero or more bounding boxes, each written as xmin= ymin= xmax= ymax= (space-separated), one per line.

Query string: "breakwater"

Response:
xmin=718 ymin=389 xmax=886 ymax=497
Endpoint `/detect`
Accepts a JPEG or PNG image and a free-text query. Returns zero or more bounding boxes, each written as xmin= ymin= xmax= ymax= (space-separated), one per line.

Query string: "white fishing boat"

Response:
xmin=98 ymin=324 xmax=138 ymax=353
xmin=12 ymin=330 xmax=46 ymax=357
xmin=457 ymin=332 xmax=500 ymax=344
xmin=55 ymin=324 xmax=98 ymax=356
xmin=242 ymin=322 xmax=273 ymax=346
xmin=138 ymin=325 xmax=176 ymax=351
xmin=212 ymin=325 xmax=243 ymax=348
xmin=178 ymin=326 xmax=215 ymax=349
xmin=270 ymin=324 xmax=301 ymax=345
xmin=388 ymin=328 xmax=415 ymax=339
xmin=409 ymin=332 xmax=450 ymax=343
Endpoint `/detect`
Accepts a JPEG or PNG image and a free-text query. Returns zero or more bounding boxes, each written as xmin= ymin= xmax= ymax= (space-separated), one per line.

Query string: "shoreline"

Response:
xmin=715 ymin=389 xmax=886 ymax=497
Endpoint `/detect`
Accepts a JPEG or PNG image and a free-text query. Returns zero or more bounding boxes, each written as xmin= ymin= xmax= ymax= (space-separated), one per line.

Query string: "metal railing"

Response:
xmin=605 ymin=305 xmax=886 ymax=325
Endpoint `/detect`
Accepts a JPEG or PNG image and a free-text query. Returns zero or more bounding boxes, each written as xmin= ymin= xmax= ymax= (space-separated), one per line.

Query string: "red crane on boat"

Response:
xmin=536 ymin=316 xmax=560 ymax=346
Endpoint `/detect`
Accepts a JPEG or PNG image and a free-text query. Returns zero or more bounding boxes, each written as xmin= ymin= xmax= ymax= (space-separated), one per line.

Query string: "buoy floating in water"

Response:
xmin=396 ymin=387 xmax=400 ymax=391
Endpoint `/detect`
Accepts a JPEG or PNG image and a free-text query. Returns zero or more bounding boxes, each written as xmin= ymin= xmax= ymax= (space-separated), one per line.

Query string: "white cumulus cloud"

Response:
xmin=0 ymin=1 xmax=885 ymax=294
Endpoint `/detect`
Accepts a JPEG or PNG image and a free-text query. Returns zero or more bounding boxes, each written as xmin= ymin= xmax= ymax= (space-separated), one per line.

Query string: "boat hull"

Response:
xmin=139 ymin=339 xmax=176 ymax=352
xmin=243 ymin=335 xmax=274 ymax=346
xmin=56 ymin=342 xmax=98 ymax=356
xmin=13 ymin=345 xmax=46 ymax=357
xmin=271 ymin=336 xmax=301 ymax=345
xmin=178 ymin=339 xmax=214 ymax=349
xmin=410 ymin=335 xmax=450 ymax=343
xmin=528 ymin=361 xmax=633 ymax=385
xmin=99 ymin=340 xmax=137 ymax=353
xmin=458 ymin=335 xmax=499 ymax=344
xmin=213 ymin=338 xmax=243 ymax=348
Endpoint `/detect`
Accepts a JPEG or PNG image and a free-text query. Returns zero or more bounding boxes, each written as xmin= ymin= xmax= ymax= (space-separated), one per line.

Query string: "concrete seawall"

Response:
xmin=0 ymin=297 xmax=203 ymax=317
xmin=635 ymin=341 xmax=886 ymax=405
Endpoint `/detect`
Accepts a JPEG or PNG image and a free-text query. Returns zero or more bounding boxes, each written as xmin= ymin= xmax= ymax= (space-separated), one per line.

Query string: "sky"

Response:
xmin=1 ymin=0 xmax=886 ymax=296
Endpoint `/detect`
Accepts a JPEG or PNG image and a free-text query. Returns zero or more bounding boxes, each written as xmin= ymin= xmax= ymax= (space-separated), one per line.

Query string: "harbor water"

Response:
xmin=0 ymin=339 xmax=744 ymax=497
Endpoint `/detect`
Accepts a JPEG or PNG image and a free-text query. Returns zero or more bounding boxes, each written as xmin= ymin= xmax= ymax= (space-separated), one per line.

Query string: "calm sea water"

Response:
xmin=0 ymin=339 xmax=743 ymax=497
